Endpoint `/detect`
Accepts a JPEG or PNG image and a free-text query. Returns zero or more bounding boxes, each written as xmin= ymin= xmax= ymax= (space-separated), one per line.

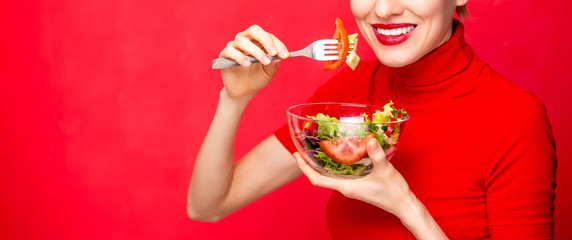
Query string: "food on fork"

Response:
xmin=346 ymin=33 xmax=360 ymax=70
xmin=324 ymin=18 xmax=361 ymax=71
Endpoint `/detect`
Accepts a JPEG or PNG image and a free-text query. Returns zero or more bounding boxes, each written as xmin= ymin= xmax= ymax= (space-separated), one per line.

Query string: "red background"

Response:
xmin=1 ymin=0 xmax=571 ymax=239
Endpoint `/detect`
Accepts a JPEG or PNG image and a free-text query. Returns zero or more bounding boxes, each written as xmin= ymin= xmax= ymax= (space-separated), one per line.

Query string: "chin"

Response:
xmin=376 ymin=54 xmax=416 ymax=68
xmin=373 ymin=46 xmax=426 ymax=68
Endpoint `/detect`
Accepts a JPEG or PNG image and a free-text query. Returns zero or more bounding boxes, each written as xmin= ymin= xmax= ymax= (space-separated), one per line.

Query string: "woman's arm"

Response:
xmin=294 ymin=139 xmax=448 ymax=239
xmin=187 ymin=89 xmax=301 ymax=222
xmin=187 ymin=25 xmax=300 ymax=222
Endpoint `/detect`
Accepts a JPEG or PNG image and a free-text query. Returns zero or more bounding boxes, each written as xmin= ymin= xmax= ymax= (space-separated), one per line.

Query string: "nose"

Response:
xmin=374 ymin=0 xmax=405 ymax=18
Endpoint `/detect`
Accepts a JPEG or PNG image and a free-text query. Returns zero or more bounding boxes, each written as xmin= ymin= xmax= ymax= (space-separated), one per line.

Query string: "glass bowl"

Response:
xmin=287 ymin=102 xmax=409 ymax=178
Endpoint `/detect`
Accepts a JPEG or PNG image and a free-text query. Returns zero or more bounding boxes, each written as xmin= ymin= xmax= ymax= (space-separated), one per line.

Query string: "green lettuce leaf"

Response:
xmin=314 ymin=150 xmax=367 ymax=176
xmin=307 ymin=113 xmax=343 ymax=139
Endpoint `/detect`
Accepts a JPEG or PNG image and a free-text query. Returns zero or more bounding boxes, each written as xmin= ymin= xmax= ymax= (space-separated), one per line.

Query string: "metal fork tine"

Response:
xmin=322 ymin=47 xmax=356 ymax=52
xmin=321 ymin=56 xmax=339 ymax=61
xmin=322 ymin=45 xmax=338 ymax=49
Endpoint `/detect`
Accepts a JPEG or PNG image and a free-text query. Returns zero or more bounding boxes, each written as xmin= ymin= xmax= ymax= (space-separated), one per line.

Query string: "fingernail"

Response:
xmin=242 ymin=59 xmax=251 ymax=66
xmin=262 ymin=56 xmax=271 ymax=64
xmin=269 ymin=46 xmax=278 ymax=56
xmin=280 ymin=49 xmax=289 ymax=58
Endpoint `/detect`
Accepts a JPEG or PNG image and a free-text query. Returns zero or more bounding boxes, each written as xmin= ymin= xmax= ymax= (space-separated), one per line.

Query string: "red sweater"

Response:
xmin=275 ymin=21 xmax=557 ymax=239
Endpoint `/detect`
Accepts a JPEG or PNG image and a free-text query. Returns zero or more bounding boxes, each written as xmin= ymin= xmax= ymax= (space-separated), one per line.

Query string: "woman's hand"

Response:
xmin=294 ymin=138 xmax=413 ymax=216
xmin=219 ymin=25 xmax=290 ymax=103
xmin=294 ymin=139 xmax=448 ymax=239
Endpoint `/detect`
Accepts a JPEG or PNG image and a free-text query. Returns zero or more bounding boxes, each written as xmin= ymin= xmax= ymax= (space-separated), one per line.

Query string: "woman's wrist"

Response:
xmin=392 ymin=190 xmax=422 ymax=224
xmin=396 ymin=192 xmax=447 ymax=240
xmin=219 ymin=87 xmax=253 ymax=111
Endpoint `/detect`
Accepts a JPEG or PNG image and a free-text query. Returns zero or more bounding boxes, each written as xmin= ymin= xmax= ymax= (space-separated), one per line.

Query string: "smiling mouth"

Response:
xmin=373 ymin=24 xmax=417 ymax=37
xmin=375 ymin=25 xmax=416 ymax=37
xmin=371 ymin=24 xmax=417 ymax=45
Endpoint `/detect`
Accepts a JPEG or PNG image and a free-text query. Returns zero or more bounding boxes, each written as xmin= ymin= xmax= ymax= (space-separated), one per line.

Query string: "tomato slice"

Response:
xmin=318 ymin=134 xmax=376 ymax=165
xmin=385 ymin=119 xmax=396 ymax=137
xmin=302 ymin=121 xmax=318 ymax=135
xmin=324 ymin=18 xmax=349 ymax=71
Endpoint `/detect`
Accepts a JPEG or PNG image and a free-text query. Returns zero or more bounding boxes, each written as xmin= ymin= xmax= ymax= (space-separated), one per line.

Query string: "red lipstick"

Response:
xmin=371 ymin=23 xmax=416 ymax=46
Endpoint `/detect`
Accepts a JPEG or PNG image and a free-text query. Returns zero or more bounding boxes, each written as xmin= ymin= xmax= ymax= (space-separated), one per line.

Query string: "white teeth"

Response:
xmin=377 ymin=25 xmax=415 ymax=37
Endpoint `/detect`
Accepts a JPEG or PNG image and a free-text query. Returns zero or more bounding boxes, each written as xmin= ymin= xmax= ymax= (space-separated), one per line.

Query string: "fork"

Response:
xmin=211 ymin=39 xmax=353 ymax=69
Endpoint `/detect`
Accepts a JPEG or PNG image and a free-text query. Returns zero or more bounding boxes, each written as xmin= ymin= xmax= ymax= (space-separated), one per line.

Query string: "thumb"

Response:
xmin=262 ymin=60 xmax=280 ymax=78
xmin=367 ymin=138 xmax=388 ymax=168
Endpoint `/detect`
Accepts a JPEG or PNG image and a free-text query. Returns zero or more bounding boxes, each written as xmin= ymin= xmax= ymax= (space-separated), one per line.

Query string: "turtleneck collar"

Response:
xmin=373 ymin=20 xmax=482 ymax=106
xmin=390 ymin=20 xmax=474 ymax=87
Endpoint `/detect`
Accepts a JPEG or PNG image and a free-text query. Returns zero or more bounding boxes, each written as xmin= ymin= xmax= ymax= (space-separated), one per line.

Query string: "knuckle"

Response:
xmin=339 ymin=184 xmax=354 ymax=197
xmin=219 ymin=47 xmax=230 ymax=58
xmin=235 ymin=37 xmax=246 ymax=45
xmin=245 ymin=26 xmax=256 ymax=35
xmin=234 ymin=38 xmax=252 ymax=50
xmin=249 ymin=24 xmax=262 ymax=32
xmin=307 ymin=175 xmax=323 ymax=187
xmin=234 ymin=31 xmax=246 ymax=41
xmin=306 ymin=174 xmax=318 ymax=184
xmin=221 ymin=44 xmax=234 ymax=54
xmin=247 ymin=25 xmax=271 ymax=41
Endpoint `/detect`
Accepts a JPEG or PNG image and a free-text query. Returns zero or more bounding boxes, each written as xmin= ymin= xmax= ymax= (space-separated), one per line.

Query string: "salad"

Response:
xmin=299 ymin=102 xmax=408 ymax=176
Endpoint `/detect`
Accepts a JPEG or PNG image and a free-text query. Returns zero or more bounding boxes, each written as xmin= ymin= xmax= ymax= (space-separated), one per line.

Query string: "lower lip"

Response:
xmin=372 ymin=26 xmax=415 ymax=46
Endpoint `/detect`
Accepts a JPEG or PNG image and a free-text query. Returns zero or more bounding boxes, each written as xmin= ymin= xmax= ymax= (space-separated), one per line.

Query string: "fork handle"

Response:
xmin=212 ymin=55 xmax=282 ymax=69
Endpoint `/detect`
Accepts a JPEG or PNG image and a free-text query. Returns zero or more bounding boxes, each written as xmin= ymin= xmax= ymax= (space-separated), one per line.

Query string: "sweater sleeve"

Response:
xmin=482 ymin=90 xmax=557 ymax=239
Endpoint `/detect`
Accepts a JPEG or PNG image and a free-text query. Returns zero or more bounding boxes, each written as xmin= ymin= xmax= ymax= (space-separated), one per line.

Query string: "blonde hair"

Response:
xmin=456 ymin=5 xmax=470 ymax=20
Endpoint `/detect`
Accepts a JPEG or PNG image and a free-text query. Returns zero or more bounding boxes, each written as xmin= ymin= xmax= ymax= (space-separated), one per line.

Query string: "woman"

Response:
xmin=187 ymin=0 xmax=557 ymax=238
